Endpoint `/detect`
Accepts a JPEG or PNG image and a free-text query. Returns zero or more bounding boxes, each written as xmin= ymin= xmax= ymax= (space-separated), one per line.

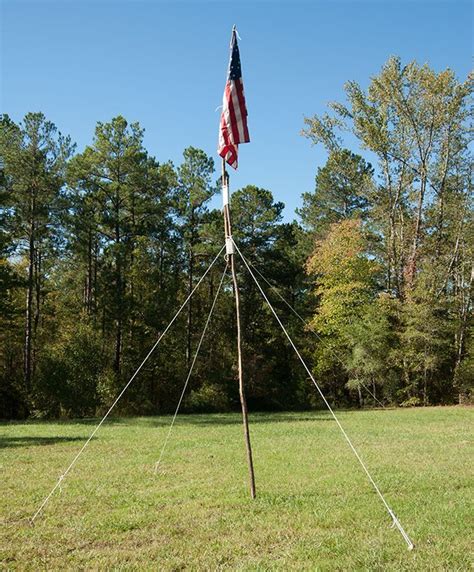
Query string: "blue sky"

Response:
xmin=1 ymin=0 xmax=472 ymax=221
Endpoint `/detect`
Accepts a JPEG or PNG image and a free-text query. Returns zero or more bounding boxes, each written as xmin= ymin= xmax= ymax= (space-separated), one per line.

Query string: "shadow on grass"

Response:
xmin=0 ymin=436 xmax=86 ymax=450
xmin=0 ymin=411 xmax=336 ymax=430
xmin=163 ymin=413 xmax=334 ymax=427
xmin=68 ymin=412 xmax=333 ymax=427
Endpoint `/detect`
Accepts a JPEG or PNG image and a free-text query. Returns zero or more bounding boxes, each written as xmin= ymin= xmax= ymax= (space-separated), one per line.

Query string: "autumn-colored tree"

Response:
xmin=302 ymin=57 xmax=472 ymax=405
xmin=306 ymin=219 xmax=380 ymax=403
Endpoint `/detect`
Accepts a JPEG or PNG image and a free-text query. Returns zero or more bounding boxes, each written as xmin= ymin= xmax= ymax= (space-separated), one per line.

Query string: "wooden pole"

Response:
xmin=222 ymin=158 xmax=256 ymax=499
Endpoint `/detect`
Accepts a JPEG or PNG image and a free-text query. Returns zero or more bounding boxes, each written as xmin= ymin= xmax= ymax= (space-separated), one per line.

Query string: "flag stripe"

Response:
xmin=235 ymin=80 xmax=250 ymax=141
xmin=225 ymin=83 xmax=240 ymax=143
xmin=230 ymin=84 xmax=245 ymax=142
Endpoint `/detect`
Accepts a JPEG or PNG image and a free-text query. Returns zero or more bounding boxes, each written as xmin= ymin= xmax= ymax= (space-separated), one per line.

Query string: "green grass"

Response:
xmin=1 ymin=407 xmax=472 ymax=570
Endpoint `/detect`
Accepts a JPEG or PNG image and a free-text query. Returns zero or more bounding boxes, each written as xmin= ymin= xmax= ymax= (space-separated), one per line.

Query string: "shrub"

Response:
xmin=185 ymin=383 xmax=231 ymax=413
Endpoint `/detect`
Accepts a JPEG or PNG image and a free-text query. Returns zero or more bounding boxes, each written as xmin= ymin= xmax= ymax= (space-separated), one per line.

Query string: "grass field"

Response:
xmin=1 ymin=407 xmax=472 ymax=570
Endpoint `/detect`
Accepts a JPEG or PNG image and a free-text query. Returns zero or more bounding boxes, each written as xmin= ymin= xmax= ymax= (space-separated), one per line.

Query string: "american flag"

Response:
xmin=218 ymin=28 xmax=250 ymax=169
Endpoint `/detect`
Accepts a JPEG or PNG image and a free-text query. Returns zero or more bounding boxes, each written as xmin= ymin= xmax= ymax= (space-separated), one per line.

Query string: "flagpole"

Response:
xmin=222 ymin=158 xmax=256 ymax=500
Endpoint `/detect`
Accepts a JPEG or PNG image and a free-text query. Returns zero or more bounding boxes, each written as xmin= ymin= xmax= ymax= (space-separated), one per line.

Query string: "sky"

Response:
xmin=1 ymin=0 xmax=472 ymax=221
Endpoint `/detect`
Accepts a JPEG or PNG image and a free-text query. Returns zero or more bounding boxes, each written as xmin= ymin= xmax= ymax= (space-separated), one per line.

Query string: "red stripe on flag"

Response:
xmin=218 ymin=112 xmax=238 ymax=168
xmin=225 ymin=83 xmax=240 ymax=145
xmin=235 ymin=79 xmax=250 ymax=142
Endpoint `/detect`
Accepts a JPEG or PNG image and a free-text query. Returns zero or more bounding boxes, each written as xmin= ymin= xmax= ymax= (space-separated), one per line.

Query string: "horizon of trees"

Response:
xmin=1 ymin=57 xmax=472 ymax=419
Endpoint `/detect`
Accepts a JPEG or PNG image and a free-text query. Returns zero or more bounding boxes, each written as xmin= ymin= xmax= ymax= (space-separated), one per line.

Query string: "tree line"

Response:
xmin=1 ymin=57 xmax=472 ymax=419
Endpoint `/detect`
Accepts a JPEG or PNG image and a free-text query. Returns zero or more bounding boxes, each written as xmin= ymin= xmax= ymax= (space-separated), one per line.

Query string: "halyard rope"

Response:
xmin=154 ymin=263 xmax=228 ymax=474
xmin=246 ymin=259 xmax=386 ymax=409
xmin=232 ymin=238 xmax=414 ymax=550
xmin=30 ymin=244 xmax=226 ymax=524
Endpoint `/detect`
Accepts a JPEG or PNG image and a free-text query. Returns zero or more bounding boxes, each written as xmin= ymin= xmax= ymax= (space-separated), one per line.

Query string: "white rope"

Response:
xmin=154 ymin=263 xmax=228 ymax=474
xmin=247 ymin=260 xmax=386 ymax=409
xmin=232 ymin=239 xmax=414 ymax=550
xmin=30 ymin=244 xmax=226 ymax=524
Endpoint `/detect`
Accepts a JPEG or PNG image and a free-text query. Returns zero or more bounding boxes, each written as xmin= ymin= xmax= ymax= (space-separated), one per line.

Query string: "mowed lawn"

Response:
xmin=1 ymin=407 xmax=472 ymax=570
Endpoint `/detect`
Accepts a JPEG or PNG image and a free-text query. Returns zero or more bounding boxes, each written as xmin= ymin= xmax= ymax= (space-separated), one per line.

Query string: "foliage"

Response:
xmin=345 ymin=294 xmax=397 ymax=405
xmin=301 ymin=57 xmax=472 ymax=406
xmin=185 ymin=383 xmax=231 ymax=413
xmin=298 ymin=149 xmax=373 ymax=249
xmin=33 ymin=321 xmax=106 ymax=417
xmin=0 ymin=56 xmax=472 ymax=418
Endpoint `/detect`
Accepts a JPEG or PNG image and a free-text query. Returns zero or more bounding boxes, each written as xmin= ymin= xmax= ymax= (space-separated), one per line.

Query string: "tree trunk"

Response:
xmin=114 ymin=203 xmax=123 ymax=379
xmin=186 ymin=209 xmax=196 ymax=368
xmin=423 ymin=350 xmax=428 ymax=406
xmin=94 ymin=240 xmax=98 ymax=313
xmin=33 ymin=245 xmax=41 ymax=379
xmin=454 ymin=262 xmax=473 ymax=382
xmin=24 ymin=232 xmax=34 ymax=393
xmin=86 ymin=226 xmax=93 ymax=313
xmin=186 ymin=249 xmax=193 ymax=367
xmin=405 ymin=173 xmax=426 ymax=290
xmin=23 ymin=199 xmax=35 ymax=393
